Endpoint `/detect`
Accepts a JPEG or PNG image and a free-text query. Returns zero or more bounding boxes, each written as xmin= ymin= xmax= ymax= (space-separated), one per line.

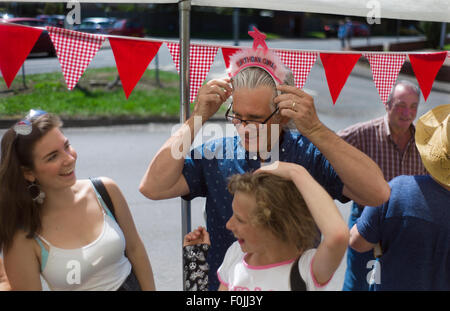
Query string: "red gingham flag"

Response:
xmin=274 ymin=50 xmax=317 ymax=89
xmin=364 ymin=53 xmax=406 ymax=105
xmin=47 ymin=26 xmax=105 ymax=90
xmin=166 ymin=42 xmax=218 ymax=103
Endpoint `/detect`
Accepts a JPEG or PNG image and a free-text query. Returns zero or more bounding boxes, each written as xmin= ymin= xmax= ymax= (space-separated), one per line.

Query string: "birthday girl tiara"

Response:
xmin=227 ymin=27 xmax=289 ymax=85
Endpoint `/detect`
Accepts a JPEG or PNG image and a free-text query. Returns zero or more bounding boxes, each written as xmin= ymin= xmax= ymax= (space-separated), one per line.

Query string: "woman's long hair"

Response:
xmin=0 ymin=113 xmax=62 ymax=251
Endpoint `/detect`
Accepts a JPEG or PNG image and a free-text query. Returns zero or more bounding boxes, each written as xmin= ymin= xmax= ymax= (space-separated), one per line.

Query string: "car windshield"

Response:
xmin=113 ymin=20 xmax=126 ymax=28
xmin=13 ymin=20 xmax=45 ymax=27
xmin=79 ymin=21 xmax=101 ymax=29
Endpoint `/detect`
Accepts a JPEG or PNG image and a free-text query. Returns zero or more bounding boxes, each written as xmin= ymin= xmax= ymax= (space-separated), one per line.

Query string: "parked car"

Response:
xmin=74 ymin=17 xmax=116 ymax=34
xmin=0 ymin=17 xmax=56 ymax=57
xmin=108 ymin=19 xmax=144 ymax=37
xmin=323 ymin=23 xmax=339 ymax=38
xmin=36 ymin=14 xmax=65 ymax=28
xmin=351 ymin=21 xmax=370 ymax=37
xmin=1 ymin=13 xmax=14 ymax=19
xmin=324 ymin=20 xmax=370 ymax=38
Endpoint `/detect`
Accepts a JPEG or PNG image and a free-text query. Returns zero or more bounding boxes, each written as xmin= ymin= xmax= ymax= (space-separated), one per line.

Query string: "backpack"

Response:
xmin=290 ymin=256 xmax=307 ymax=291
xmin=89 ymin=177 xmax=116 ymax=217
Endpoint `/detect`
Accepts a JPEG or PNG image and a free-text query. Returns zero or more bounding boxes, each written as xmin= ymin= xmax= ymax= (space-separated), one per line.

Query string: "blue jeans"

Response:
xmin=117 ymin=270 xmax=142 ymax=291
xmin=342 ymin=203 xmax=375 ymax=291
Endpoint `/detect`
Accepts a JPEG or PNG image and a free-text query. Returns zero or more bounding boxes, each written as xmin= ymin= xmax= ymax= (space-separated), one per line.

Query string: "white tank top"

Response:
xmin=35 ymin=182 xmax=132 ymax=291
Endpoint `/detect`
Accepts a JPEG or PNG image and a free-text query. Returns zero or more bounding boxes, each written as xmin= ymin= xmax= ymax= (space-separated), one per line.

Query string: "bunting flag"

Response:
xmin=275 ymin=50 xmax=317 ymax=89
xmin=167 ymin=42 xmax=219 ymax=102
xmin=364 ymin=53 xmax=406 ymax=104
xmin=320 ymin=53 xmax=361 ymax=104
xmin=47 ymin=26 xmax=105 ymax=90
xmin=109 ymin=37 xmax=162 ymax=99
xmin=221 ymin=47 xmax=242 ymax=75
xmin=409 ymin=52 xmax=447 ymax=101
xmin=0 ymin=24 xmax=42 ymax=88
xmin=1 ymin=23 xmax=447 ymax=108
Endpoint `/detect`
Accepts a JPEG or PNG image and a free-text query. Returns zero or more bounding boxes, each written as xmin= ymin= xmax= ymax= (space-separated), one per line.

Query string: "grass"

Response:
xmin=305 ymin=31 xmax=326 ymax=39
xmin=0 ymin=67 xmax=191 ymax=119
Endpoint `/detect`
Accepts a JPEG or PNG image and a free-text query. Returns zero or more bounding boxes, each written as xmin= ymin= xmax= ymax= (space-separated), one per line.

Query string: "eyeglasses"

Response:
xmin=13 ymin=109 xmax=48 ymax=136
xmin=225 ymin=102 xmax=279 ymax=126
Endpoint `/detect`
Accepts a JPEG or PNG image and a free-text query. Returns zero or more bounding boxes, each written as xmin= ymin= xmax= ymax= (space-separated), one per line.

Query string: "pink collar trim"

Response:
xmin=243 ymin=253 xmax=296 ymax=270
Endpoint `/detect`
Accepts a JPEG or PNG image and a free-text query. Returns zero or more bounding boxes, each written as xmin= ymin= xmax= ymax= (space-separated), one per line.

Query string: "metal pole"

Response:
xmin=154 ymin=53 xmax=161 ymax=88
xmin=233 ymin=8 xmax=240 ymax=46
xmin=179 ymin=0 xmax=191 ymax=290
xmin=21 ymin=64 xmax=27 ymax=89
xmin=439 ymin=22 xmax=447 ymax=50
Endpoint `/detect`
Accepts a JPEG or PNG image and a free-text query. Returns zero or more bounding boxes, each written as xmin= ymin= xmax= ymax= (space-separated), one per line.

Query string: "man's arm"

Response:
xmin=139 ymin=79 xmax=232 ymax=200
xmin=349 ymin=224 xmax=376 ymax=253
xmin=275 ymin=85 xmax=390 ymax=207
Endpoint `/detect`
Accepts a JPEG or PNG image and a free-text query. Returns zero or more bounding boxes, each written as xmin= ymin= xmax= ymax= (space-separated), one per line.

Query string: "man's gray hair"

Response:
xmin=231 ymin=67 xmax=295 ymax=112
xmin=386 ymin=80 xmax=421 ymax=106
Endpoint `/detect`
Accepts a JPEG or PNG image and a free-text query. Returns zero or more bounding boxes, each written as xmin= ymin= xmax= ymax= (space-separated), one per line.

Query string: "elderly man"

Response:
xmin=140 ymin=39 xmax=389 ymax=289
xmin=349 ymin=104 xmax=450 ymax=290
xmin=338 ymin=80 xmax=427 ymax=291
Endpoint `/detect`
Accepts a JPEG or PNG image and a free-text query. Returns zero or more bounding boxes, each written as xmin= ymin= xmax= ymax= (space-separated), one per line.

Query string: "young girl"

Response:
xmin=0 ymin=110 xmax=155 ymax=291
xmin=184 ymin=161 xmax=349 ymax=291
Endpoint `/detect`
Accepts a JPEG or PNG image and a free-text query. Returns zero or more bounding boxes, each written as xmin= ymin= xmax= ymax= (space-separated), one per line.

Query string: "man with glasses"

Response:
xmin=140 ymin=41 xmax=389 ymax=289
xmin=338 ymin=80 xmax=427 ymax=291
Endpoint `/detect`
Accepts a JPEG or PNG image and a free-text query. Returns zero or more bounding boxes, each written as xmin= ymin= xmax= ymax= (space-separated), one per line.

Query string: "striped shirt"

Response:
xmin=337 ymin=115 xmax=427 ymax=183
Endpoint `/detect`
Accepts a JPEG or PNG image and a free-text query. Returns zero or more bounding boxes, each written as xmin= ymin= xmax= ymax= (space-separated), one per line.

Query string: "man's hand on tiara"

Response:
xmin=193 ymin=78 xmax=232 ymax=122
xmin=275 ymin=85 xmax=324 ymax=139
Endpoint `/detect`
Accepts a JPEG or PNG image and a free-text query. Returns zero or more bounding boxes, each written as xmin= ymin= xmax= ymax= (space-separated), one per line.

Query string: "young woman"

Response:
xmin=0 ymin=110 xmax=155 ymax=290
xmin=184 ymin=161 xmax=349 ymax=291
xmin=0 ymin=258 xmax=10 ymax=291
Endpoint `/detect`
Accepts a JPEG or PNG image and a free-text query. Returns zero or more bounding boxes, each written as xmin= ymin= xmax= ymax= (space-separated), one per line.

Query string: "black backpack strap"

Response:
xmin=290 ymin=256 xmax=307 ymax=291
xmin=89 ymin=177 xmax=116 ymax=218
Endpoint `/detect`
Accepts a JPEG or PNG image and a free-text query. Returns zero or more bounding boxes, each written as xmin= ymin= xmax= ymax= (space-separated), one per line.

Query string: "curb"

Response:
xmin=0 ymin=115 xmax=225 ymax=130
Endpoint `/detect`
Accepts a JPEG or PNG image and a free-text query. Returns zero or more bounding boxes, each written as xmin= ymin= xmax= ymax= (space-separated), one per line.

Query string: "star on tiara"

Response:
xmin=227 ymin=27 xmax=288 ymax=85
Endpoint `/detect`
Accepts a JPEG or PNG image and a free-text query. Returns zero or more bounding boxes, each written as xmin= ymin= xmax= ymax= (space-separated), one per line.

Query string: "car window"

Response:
xmin=14 ymin=20 xmax=46 ymax=27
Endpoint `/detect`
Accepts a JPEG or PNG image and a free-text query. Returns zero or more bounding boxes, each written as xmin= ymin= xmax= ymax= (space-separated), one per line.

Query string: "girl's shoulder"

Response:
xmin=220 ymin=241 xmax=245 ymax=268
xmin=76 ymin=178 xmax=119 ymax=195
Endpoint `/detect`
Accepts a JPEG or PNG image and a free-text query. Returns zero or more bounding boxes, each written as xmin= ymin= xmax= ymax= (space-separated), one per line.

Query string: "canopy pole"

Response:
xmin=179 ymin=0 xmax=191 ymax=291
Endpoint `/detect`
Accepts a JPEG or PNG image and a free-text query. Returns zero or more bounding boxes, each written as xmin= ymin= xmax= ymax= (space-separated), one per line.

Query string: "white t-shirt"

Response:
xmin=217 ymin=241 xmax=334 ymax=291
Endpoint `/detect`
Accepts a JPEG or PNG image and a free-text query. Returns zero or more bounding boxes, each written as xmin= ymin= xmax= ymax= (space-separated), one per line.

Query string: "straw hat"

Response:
xmin=415 ymin=104 xmax=450 ymax=187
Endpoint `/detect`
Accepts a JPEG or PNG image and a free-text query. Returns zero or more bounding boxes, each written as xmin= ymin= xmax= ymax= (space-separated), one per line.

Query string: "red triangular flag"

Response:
xmin=320 ymin=53 xmax=361 ymax=104
xmin=364 ymin=53 xmax=406 ymax=105
xmin=167 ymin=42 xmax=218 ymax=102
xmin=275 ymin=50 xmax=317 ymax=89
xmin=109 ymin=38 xmax=162 ymax=99
xmin=409 ymin=52 xmax=447 ymax=101
xmin=0 ymin=24 xmax=42 ymax=88
xmin=221 ymin=47 xmax=241 ymax=75
xmin=47 ymin=26 xmax=105 ymax=90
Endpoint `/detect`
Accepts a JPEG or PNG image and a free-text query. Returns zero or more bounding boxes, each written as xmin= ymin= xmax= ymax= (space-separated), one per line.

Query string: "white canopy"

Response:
xmin=5 ymin=0 xmax=450 ymax=23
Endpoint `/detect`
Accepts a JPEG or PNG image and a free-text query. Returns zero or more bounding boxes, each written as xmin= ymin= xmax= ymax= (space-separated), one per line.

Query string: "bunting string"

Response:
xmin=0 ymin=22 xmax=448 ymax=104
